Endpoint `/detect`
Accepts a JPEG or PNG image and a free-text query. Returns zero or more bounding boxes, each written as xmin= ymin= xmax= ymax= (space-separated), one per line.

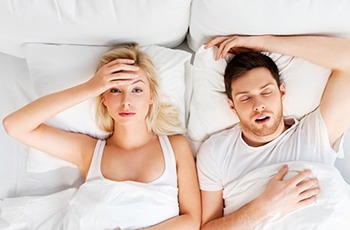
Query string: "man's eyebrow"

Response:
xmin=260 ymin=83 xmax=275 ymax=90
xmin=234 ymin=83 xmax=275 ymax=97
xmin=235 ymin=90 xmax=249 ymax=97
xmin=131 ymin=79 xmax=145 ymax=85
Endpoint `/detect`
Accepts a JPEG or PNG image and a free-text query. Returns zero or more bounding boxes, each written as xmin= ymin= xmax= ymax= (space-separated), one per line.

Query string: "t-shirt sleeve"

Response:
xmin=300 ymin=107 xmax=345 ymax=159
xmin=196 ymin=138 xmax=223 ymax=191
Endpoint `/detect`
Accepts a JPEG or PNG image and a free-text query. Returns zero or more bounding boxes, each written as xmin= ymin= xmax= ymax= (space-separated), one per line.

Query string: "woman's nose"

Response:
xmin=122 ymin=94 xmax=131 ymax=107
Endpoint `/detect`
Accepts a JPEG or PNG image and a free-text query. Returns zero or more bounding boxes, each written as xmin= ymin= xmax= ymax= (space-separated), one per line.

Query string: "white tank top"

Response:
xmin=86 ymin=135 xmax=178 ymax=187
xmin=63 ymin=135 xmax=179 ymax=230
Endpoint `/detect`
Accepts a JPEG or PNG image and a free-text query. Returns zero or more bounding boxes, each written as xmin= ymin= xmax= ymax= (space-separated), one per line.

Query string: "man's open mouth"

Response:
xmin=255 ymin=116 xmax=270 ymax=123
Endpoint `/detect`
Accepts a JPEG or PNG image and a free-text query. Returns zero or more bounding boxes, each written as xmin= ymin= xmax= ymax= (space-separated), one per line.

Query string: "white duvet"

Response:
xmin=63 ymin=180 xmax=179 ymax=230
xmin=0 ymin=180 xmax=179 ymax=230
xmin=0 ymin=188 xmax=76 ymax=230
xmin=2 ymin=161 xmax=349 ymax=229
xmin=223 ymin=161 xmax=350 ymax=229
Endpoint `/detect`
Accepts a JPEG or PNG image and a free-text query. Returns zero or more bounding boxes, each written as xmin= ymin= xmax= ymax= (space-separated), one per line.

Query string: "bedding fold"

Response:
xmin=0 ymin=188 xmax=77 ymax=230
xmin=0 ymin=181 xmax=179 ymax=230
xmin=63 ymin=180 xmax=179 ymax=230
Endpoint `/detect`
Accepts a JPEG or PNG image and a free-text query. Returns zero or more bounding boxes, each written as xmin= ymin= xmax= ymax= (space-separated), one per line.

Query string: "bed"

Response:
xmin=0 ymin=0 xmax=350 ymax=229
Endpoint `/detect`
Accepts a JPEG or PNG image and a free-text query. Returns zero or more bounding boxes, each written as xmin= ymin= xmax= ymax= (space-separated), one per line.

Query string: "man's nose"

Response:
xmin=254 ymin=100 xmax=266 ymax=113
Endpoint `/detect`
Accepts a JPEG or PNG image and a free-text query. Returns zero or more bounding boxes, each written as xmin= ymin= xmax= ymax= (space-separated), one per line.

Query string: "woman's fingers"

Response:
xmin=109 ymin=72 xmax=138 ymax=82
xmin=102 ymin=59 xmax=139 ymax=77
xmin=99 ymin=59 xmax=140 ymax=82
xmin=89 ymin=58 xmax=141 ymax=94
xmin=105 ymin=58 xmax=135 ymax=67
xmin=107 ymin=63 xmax=139 ymax=75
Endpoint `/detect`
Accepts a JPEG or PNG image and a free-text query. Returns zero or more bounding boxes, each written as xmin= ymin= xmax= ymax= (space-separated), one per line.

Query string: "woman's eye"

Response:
xmin=132 ymin=88 xmax=143 ymax=93
xmin=110 ymin=88 xmax=121 ymax=93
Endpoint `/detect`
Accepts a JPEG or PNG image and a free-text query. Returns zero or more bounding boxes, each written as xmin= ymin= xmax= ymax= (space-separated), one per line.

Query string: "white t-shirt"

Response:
xmin=197 ymin=108 xmax=344 ymax=192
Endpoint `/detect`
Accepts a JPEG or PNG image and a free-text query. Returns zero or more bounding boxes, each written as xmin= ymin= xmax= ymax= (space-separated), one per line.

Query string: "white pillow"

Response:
xmin=25 ymin=43 xmax=191 ymax=172
xmin=0 ymin=52 xmax=33 ymax=198
xmin=188 ymin=0 xmax=350 ymax=51
xmin=0 ymin=0 xmax=191 ymax=57
xmin=187 ymin=46 xmax=331 ymax=153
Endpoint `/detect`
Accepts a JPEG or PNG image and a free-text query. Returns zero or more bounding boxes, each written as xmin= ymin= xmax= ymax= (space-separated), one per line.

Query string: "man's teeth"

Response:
xmin=256 ymin=116 xmax=269 ymax=121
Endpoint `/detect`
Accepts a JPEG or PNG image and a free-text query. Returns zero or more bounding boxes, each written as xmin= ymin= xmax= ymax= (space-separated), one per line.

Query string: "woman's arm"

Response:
xmin=144 ymin=135 xmax=201 ymax=230
xmin=2 ymin=59 xmax=139 ymax=176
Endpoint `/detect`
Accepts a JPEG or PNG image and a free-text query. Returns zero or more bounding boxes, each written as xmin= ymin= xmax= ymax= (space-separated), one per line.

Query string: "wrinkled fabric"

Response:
xmin=63 ymin=180 xmax=179 ymax=230
xmin=223 ymin=161 xmax=350 ymax=230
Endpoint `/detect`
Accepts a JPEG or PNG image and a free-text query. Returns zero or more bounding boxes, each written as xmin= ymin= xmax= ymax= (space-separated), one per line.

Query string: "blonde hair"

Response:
xmin=95 ymin=43 xmax=186 ymax=135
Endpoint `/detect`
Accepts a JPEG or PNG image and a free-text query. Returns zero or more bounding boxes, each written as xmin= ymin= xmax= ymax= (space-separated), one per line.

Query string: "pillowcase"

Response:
xmin=187 ymin=46 xmax=331 ymax=153
xmin=0 ymin=52 xmax=85 ymax=198
xmin=0 ymin=52 xmax=33 ymax=198
xmin=25 ymin=43 xmax=191 ymax=172
xmin=0 ymin=0 xmax=191 ymax=57
xmin=188 ymin=0 xmax=350 ymax=51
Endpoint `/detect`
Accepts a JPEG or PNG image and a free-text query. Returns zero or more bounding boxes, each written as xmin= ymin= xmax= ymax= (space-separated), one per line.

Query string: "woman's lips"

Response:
xmin=119 ymin=112 xmax=136 ymax=117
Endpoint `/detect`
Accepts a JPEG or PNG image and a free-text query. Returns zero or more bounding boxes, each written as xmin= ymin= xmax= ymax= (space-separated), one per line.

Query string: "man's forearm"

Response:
xmin=261 ymin=35 xmax=350 ymax=71
xmin=202 ymin=199 xmax=270 ymax=230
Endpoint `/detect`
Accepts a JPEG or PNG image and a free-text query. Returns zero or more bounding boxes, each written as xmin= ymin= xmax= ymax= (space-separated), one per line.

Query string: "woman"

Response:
xmin=3 ymin=43 xmax=201 ymax=229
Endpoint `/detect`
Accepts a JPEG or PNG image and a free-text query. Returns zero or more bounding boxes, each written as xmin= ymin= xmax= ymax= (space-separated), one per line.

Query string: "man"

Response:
xmin=197 ymin=35 xmax=350 ymax=229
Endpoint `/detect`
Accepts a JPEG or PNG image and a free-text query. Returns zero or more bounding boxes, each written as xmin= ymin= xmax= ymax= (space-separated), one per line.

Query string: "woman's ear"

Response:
xmin=227 ymin=98 xmax=236 ymax=111
xmin=101 ymin=95 xmax=107 ymax=106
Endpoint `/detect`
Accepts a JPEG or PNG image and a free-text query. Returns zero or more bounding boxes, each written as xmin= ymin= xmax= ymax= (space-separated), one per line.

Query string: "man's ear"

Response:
xmin=227 ymin=98 xmax=236 ymax=111
xmin=279 ymin=82 xmax=286 ymax=99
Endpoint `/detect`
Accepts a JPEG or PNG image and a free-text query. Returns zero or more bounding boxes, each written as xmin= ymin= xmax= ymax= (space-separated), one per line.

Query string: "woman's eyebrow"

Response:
xmin=131 ymin=79 xmax=145 ymax=85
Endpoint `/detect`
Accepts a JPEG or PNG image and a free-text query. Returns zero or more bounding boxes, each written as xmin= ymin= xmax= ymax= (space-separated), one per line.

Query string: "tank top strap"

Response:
xmin=153 ymin=135 xmax=178 ymax=188
xmin=85 ymin=139 xmax=106 ymax=182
